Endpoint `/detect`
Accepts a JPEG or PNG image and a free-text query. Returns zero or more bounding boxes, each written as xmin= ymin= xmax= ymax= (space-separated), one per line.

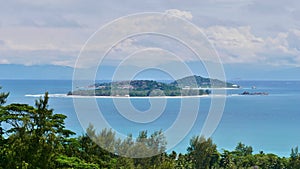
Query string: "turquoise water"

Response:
xmin=1 ymin=80 xmax=300 ymax=157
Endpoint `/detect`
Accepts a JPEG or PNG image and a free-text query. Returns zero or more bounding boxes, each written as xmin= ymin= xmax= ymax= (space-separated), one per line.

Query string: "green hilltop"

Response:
xmin=172 ymin=75 xmax=239 ymax=88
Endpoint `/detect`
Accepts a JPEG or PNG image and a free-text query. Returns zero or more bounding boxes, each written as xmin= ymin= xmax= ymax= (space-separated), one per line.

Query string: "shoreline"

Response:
xmin=25 ymin=93 xmax=231 ymax=99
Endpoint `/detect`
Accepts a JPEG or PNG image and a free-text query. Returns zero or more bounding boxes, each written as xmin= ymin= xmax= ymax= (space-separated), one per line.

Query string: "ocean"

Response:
xmin=1 ymin=79 xmax=300 ymax=157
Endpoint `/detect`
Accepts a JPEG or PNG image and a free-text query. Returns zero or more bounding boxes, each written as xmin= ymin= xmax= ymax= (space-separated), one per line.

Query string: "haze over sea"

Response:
xmin=1 ymin=79 xmax=300 ymax=157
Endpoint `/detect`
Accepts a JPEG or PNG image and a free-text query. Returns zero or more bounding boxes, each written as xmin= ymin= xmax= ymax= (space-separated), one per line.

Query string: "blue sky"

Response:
xmin=0 ymin=0 xmax=300 ymax=79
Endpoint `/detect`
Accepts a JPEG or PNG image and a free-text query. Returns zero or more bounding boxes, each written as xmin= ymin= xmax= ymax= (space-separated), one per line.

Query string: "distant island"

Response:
xmin=68 ymin=75 xmax=239 ymax=97
xmin=240 ymin=91 xmax=269 ymax=96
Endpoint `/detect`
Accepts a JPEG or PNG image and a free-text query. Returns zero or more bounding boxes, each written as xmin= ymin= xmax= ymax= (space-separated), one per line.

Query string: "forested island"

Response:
xmin=68 ymin=75 xmax=239 ymax=97
xmin=1 ymin=90 xmax=300 ymax=169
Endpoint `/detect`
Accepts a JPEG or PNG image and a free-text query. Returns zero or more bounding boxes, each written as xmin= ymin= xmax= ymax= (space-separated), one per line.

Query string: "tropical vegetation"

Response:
xmin=1 ymin=88 xmax=299 ymax=169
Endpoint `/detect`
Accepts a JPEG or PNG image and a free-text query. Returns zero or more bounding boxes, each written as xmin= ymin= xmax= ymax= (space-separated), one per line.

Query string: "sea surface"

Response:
xmin=1 ymin=80 xmax=300 ymax=157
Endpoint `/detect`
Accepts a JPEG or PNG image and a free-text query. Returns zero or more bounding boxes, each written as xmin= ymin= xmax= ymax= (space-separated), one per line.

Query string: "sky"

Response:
xmin=0 ymin=0 xmax=300 ymax=79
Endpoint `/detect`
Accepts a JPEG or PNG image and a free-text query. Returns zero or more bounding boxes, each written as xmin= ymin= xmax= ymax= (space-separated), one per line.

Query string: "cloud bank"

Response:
xmin=0 ymin=0 xmax=300 ymax=68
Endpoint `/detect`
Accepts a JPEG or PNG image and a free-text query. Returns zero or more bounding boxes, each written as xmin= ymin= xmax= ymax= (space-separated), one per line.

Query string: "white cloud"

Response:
xmin=109 ymin=34 xmax=196 ymax=64
xmin=262 ymin=29 xmax=300 ymax=66
xmin=19 ymin=16 xmax=83 ymax=28
xmin=286 ymin=29 xmax=300 ymax=50
xmin=0 ymin=49 xmax=77 ymax=67
xmin=0 ymin=59 xmax=10 ymax=64
xmin=204 ymin=26 xmax=264 ymax=63
xmin=0 ymin=40 xmax=5 ymax=46
xmin=112 ymin=38 xmax=141 ymax=55
xmin=74 ymin=11 xmax=220 ymax=68
xmin=204 ymin=26 xmax=300 ymax=66
xmin=0 ymin=27 xmax=88 ymax=51
xmin=206 ymin=26 xmax=264 ymax=49
xmin=0 ymin=26 xmax=91 ymax=67
xmin=165 ymin=9 xmax=193 ymax=20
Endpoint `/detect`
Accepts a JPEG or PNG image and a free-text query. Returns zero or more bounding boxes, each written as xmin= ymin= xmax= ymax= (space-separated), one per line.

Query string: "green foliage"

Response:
xmin=0 ymin=87 xmax=9 ymax=137
xmin=219 ymin=143 xmax=288 ymax=169
xmin=0 ymin=87 xmax=9 ymax=105
xmin=0 ymin=92 xmax=75 ymax=169
xmin=55 ymin=155 xmax=100 ymax=169
xmin=231 ymin=142 xmax=254 ymax=168
xmin=1 ymin=87 xmax=300 ymax=169
xmin=220 ymin=150 xmax=237 ymax=169
xmin=175 ymin=153 xmax=193 ymax=169
xmin=235 ymin=142 xmax=253 ymax=156
xmin=253 ymin=153 xmax=286 ymax=169
xmin=187 ymin=136 xmax=219 ymax=169
xmin=289 ymin=146 xmax=300 ymax=168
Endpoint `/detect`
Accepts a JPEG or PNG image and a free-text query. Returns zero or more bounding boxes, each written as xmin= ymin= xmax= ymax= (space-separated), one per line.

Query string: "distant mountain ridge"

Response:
xmin=0 ymin=64 xmax=73 ymax=80
xmin=1 ymin=63 xmax=300 ymax=80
